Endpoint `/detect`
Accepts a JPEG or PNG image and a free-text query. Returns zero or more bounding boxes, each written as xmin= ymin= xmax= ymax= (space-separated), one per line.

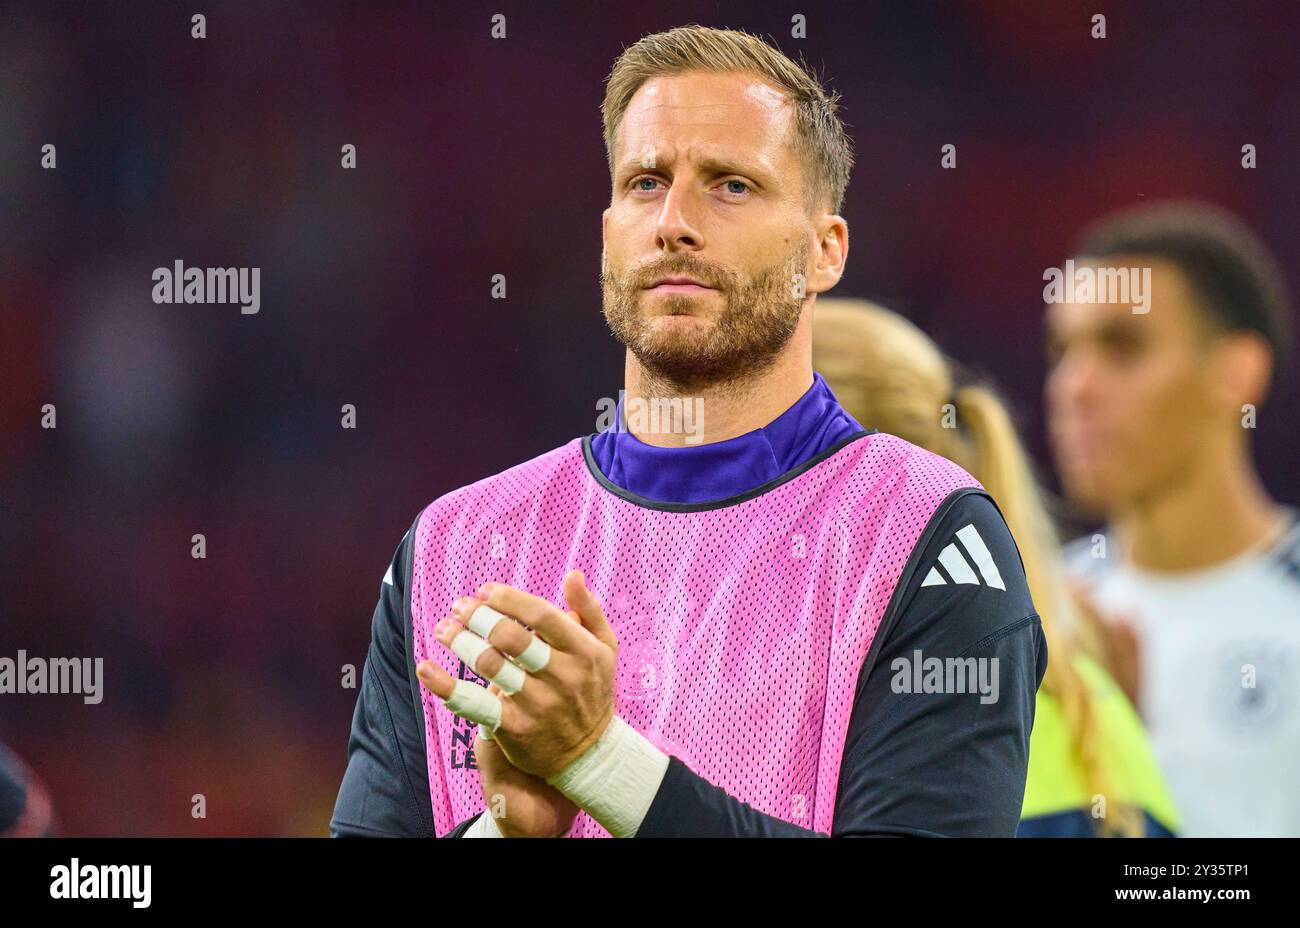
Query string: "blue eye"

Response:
xmin=634 ymin=177 xmax=659 ymax=191
xmin=724 ymin=180 xmax=750 ymax=195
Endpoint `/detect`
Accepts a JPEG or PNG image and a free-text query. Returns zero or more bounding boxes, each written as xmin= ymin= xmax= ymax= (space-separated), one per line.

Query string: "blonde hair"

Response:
xmin=813 ymin=298 xmax=1142 ymax=837
xmin=602 ymin=24 xmax=854 ymax=214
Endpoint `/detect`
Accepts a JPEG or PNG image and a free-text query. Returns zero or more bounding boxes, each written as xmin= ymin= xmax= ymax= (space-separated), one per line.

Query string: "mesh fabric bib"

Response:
xmin=411 ymin=430 xmax=982 ymax=836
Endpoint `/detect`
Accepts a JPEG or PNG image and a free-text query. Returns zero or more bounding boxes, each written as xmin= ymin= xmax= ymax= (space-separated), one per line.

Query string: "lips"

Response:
xmin=646 ymin=276 xmax=715 ymax=292
xmin=1054 ymin=425 xmax=1110 ymax=469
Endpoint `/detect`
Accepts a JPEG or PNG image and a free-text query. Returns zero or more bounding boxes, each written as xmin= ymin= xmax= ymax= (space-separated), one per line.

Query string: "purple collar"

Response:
xmin=587 ymin=371 xmax=867 ymax=505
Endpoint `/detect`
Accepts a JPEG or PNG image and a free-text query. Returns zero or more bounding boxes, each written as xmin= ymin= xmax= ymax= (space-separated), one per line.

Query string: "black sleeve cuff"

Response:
xmin=634 ymin=756 xmax=825 ymax=838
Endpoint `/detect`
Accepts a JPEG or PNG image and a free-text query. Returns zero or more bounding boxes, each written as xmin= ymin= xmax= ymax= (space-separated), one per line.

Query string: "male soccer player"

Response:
xmin=331 ymin=25 xmax=1046 ymax=838
xmin=1047 ymin=202 xmax=1300 ymax=836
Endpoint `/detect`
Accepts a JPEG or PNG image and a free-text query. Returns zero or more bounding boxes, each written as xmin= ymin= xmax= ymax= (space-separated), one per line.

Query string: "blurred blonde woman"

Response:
xmin=813 ymin=298 xmax=1179 ymax=837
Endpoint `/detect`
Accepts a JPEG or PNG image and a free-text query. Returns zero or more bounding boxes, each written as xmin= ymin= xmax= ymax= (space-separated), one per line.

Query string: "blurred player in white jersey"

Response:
xmin=1046 ymin=202 xmax=1300 ymax=836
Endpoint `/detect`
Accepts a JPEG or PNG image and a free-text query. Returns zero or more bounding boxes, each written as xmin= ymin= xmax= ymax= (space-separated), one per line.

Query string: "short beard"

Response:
xmin=600 ymin=238 xmax=810 ymax=393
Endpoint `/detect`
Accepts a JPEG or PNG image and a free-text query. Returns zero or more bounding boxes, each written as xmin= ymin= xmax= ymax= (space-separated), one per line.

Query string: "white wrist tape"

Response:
xmin=451 ymin=630 xmax=526 ymax=695
xmin=469 ymin=604 xmax=552 ymax=674
xmin=443 ymin=679 xmax=502 ymax=732
xmin=546 ymin=715 xmax=670 ymax=838
xmin=463 ymin=810 xmax=505 ymax=838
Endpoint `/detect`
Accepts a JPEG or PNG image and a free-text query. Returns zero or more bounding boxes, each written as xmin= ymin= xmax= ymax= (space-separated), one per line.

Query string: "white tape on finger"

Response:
xmin=468 ymin=604 xmax=507 ymax=640
xmin=490 ymin=659 xmax=525 ymax=696
xmin=470 ymin=601 xmax=547 ymax=677
xmin=450 ymin=629 xmax=492 ymax=674
xmin=451 ymin=628 xmax=526 ymax=696
xmin=444 ymin=680 xmax=502 ymax=732
xmin=515 ymin=636 xmax=552 ymax=674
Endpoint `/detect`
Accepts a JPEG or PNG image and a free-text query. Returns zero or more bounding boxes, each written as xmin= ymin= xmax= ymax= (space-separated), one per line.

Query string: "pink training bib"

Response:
xmin=411 ymin=431 xmax=982 ymax=836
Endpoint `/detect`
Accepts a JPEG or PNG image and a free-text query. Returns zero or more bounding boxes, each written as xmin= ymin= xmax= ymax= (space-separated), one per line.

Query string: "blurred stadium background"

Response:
xmin=1 ymin=0 xmax=1296 ymax=835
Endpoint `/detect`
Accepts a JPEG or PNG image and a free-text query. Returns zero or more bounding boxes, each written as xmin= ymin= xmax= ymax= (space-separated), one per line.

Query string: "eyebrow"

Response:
xmin=1049 ymin=316 xmax=1148 ymax=345
xmin=1096 ymin=319 xmax=1148 ymax=339
xmin=615 ymin=151 xmax=778 ymax=188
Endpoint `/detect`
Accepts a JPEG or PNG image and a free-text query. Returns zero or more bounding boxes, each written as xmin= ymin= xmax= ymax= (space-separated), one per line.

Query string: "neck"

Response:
xmin=622 ymin=317 xmax=814 ymax=448
xmin=1114 ymin=433 xmax=1283 ymax=571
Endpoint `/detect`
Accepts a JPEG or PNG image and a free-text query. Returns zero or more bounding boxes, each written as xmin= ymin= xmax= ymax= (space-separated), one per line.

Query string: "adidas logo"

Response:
xmin=920 ymin=524 xmax=1006 ymax=590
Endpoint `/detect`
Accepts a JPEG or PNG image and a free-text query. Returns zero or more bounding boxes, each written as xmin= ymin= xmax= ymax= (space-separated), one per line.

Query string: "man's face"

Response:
xmin=601 ymin=70 xmax=819 ymax=387
xmin=1044 ymin=258 xmax=1220 ymax=514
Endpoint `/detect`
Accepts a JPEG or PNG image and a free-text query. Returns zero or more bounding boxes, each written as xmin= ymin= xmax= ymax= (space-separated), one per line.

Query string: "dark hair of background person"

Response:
xmin=1075 ymin=201 xmax=1293 ymax=385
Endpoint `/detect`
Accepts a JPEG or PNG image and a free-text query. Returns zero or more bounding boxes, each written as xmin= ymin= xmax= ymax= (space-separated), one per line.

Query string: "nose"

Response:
xmin=654 ymin=184 xmax=704 ymax=253
xmin=1046 ymin=349 xmax=1101 ymax=415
